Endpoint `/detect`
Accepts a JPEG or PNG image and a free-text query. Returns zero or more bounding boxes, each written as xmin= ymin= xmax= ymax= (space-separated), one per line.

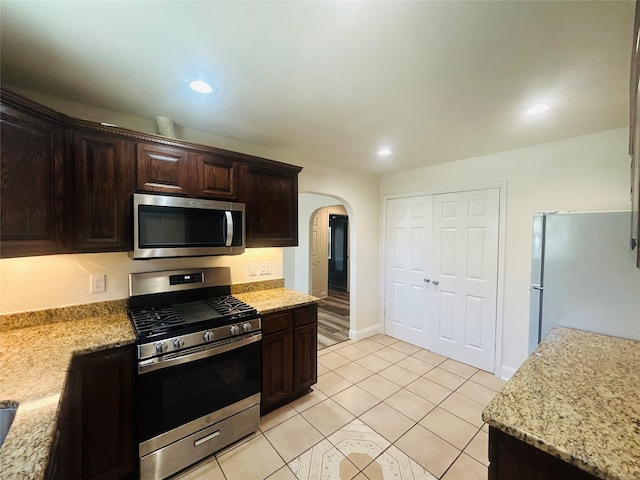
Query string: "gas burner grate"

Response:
xmin=128 ymin=295 xmax=257 ymax=340
xmin=129 ymin=306 xmax=185 ymax=337
xmin=205 ymin=295 xmax=256 ymax=316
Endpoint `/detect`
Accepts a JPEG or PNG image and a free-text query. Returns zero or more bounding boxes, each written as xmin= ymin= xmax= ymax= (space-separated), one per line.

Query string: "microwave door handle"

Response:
xmin=224 ymin=211 xmax=233 ymax=246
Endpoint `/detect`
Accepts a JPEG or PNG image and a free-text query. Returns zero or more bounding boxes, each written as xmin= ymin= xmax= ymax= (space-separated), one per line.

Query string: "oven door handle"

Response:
xmin=138 ymin=332 xmax=261 ymax=375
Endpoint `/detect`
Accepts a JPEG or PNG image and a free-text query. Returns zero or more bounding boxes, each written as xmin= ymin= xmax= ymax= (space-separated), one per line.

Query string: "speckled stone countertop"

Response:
xmin=235 ymin=287 xmax=320 ymax=314
xmin=482 ymin=327 xmax=640 ymax=480
xmin=0 ymin=282 xmax=317 ymax=479
xmin=0 ymin=311 xmax=135 ymax=480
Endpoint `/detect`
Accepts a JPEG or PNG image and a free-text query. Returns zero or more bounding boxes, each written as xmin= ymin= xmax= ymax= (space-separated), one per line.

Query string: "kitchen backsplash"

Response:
xmin=0 ymin=278 xmax=285 ymax=332
xmin=0 ymin=249 xmax=284 ymax=315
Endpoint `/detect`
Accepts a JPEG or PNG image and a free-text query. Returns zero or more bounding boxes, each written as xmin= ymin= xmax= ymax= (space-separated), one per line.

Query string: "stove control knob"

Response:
xmin=242 ymin=323 xmax=252 ymax=333
xmin=173 ymin=338 xmax=185 ymax=349
xmin=230 ymin=325 xmax=240 ymax=335
xmin=155 ymin=341 xmax=168 ymax=354
xmin=203 ymin=331 xmax=214 ymax=342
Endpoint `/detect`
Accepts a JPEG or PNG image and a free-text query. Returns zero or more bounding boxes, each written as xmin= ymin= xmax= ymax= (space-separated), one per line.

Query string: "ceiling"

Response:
xmin=0 ymin=1 xmax=635 ymax=173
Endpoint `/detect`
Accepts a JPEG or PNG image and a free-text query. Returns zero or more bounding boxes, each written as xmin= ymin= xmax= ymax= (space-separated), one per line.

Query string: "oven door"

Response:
xmin=138 ymin=333 xmax=261 ymax=455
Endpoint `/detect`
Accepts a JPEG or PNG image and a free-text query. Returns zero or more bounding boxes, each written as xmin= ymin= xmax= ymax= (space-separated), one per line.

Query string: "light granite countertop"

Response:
xmin=235 ymin=288 xmax=319 ymax=315
xmin=0 ymin=284 xmax=317 ymax=479
xmin=0 ymin=313 xmax=135 ymax=480
xmin=482 ymin=327 xmax=640 ymax=480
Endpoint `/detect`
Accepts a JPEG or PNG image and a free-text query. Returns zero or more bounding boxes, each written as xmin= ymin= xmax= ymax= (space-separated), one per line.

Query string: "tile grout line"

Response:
xmin=312 ymin=338 xmax=495 ymax=479
xmin=192 ymin=335 xmax=498 ymax=480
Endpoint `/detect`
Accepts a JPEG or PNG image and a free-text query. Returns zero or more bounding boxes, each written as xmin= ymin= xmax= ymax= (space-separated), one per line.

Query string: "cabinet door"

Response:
xmin=243 ymin=164 xmax=299 ymax=247
xmin=64 ymin=345 xmax=137 ymax=480
xmin=488 ymin=426 xmax=598 ymax=480
xmin=262 ymin=331 xmax=293 ymax=411
xmin=293 ymin=322 xmax=317 ymax=393
xmin=293 ymin=305 xmax=318 ymax=393
xmin=191 ymin=152 xmax=239 ymax=200
xmin=0 ymin=101 xmax=66 ymax=257
xmin=73 ymin=130 xmax=135 ymax=251
xmin=51 ymin=375 xmax=72 ymax=480
xmin=136 ymin=143 xmax=189 ymax=195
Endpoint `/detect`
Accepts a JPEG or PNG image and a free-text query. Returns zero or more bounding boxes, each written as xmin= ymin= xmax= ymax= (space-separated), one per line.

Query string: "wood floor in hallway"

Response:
xmin=317 ymin=288 xmax=350 ymax=350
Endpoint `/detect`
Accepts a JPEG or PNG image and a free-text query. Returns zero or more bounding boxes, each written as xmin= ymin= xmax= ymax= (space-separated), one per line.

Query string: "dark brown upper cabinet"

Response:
xmin=1 ymin=89 xmax=302 ymax=257
xmin=136 ymin=145 xmax=240 ymax=200
xmin=0 ymin=92 xmax=67 ymax=257
xmin=190 ymin=151 xmax=239 ymax=200
xmin=136 ymin=143 xmax=189 ymax=195
xmin=73 ymin=130 xmax=135 ymax=252
xmin=242 ymin=163 xmax=301 ymax=247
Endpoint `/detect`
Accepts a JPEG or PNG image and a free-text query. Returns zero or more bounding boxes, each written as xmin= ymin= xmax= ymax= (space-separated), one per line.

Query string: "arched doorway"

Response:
xmin=283 ymin=193 xmax=352 ymax=349
xmin=310 ymin=205 xmax=350 ymax=349
xmin=310 ymin=205 xmax=349 ymax=297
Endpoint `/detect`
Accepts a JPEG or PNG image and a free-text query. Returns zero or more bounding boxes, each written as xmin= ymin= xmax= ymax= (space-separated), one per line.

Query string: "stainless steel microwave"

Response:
xmin=130 ymin=193 xmax=245 ymax=259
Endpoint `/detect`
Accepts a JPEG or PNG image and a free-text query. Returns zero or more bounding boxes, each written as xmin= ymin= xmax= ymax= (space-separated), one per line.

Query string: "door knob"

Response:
xmin=423 ymin=278 xmax=431 ymax=283
xmin=432 ymin=280 xmax=440 ymax=285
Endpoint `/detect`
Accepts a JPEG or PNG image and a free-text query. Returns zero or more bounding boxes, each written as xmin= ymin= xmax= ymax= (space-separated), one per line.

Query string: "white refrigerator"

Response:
xmin=528 ymin=211 xmax=640 ymax=353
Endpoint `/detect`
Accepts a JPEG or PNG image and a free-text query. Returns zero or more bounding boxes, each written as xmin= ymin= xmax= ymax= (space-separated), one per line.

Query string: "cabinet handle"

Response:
xmin=432 ymin=280 xmax=440 ymax=286
xmin=423 ymin=278 xmax=431 ymax=283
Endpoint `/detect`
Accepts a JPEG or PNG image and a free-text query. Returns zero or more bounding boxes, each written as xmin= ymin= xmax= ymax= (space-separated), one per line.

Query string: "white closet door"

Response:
xmin=384 ymin=196 xmax=433 ymax=347
xmin=429 ymin=188 xmax=500 ymax=371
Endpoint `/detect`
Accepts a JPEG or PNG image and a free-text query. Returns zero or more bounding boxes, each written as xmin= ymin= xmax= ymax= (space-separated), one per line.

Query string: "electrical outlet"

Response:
xmin=248 ymin=262 xmax=258 ymax=276
xmin=259 ymin=261 xmax=271 ymax=275
xmin=90 ymin=274 xmax=106 ymax=293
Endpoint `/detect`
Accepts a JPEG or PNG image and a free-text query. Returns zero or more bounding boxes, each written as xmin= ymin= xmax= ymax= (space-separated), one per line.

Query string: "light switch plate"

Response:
xmin=248 ymin=262 xmax=258 ymax=276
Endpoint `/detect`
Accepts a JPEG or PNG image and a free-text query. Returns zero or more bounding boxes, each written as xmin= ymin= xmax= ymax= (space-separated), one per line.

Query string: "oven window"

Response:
xmin=138 ymin=205 xmax=227 ymax=248
xmin=138 ymin=340 xmax=261 ymax=442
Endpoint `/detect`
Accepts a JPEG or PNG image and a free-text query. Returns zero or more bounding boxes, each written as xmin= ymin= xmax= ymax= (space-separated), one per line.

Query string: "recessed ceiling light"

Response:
xmin=378 ymin=147 xmax=393 ymax=156
xmin=189 ymin=80 xmax=214 ymax=94
xmin=526 ymin=103 xmax=551 ymax=115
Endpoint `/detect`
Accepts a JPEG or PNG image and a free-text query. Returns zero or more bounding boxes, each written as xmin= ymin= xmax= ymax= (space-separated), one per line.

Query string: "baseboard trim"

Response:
xmin=499 ymin=364 xmax=517 ymax=381
xmin=349 ymin=324 xmax=381 ymax=342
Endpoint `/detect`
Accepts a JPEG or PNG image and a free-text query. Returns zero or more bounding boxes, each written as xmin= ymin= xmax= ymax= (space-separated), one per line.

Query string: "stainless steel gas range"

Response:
xmin=127 ymin=267 xmax=261 ymax=480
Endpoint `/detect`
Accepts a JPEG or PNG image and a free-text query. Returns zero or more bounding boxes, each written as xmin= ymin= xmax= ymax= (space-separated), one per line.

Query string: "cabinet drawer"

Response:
xmin=294 ymin=305 xmax=318 ymax=327
xmin=262 ymin=311 xmax=292 ymax=335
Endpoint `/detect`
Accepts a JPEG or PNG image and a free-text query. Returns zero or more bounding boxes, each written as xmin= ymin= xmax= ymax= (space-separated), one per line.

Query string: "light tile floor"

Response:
xmin=174 ymin=334 xmax=505 ymax=480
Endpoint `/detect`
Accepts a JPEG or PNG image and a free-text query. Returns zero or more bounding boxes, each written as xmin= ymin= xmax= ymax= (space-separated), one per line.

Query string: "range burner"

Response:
xmin=127 ymin=268 xmax=261 ymax=360
xmin=129 ymin=306 xmax=184 ymax=337
xmin=129 ymin=295 xmax=256 ymax=339
xmin=205 ymin=295 xmax=257 ymax=316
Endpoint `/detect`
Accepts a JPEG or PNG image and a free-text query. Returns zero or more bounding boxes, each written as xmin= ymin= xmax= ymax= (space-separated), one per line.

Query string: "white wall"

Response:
xmin=296 ymin=167 xmax=381 ymax=340
xmin=287 ymin=195 xmax=350 ymax=292
xmin=380 ymin=127 xmax=632 ymax=375
xmin=0 ymin=249 xmax=283 ymax=314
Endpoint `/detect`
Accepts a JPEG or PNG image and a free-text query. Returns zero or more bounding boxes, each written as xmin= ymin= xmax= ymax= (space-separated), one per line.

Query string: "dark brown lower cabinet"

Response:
xmin=50 ymin=345 xmax=137 ymax=480
xmin=261 ymin=304 xmax=318 ymax=415
xmin=488 ymin=426 xmax=598 ymax=480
